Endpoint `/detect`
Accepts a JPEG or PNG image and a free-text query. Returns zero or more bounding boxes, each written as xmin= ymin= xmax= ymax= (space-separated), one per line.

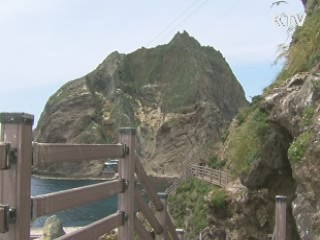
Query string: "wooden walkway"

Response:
xmin=166 ymin=163 xmax=288 ymax=240
xmin=189 ymin=164 xmax=229 ymax=187
xmin=166 ymin=163 xmax=229 ymax=194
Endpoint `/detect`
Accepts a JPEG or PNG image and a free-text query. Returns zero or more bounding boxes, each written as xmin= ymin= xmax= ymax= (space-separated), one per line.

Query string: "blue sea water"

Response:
xmin=31 ymin=176 xmax=172 ymax=227
xmin=31 ymin=177 xmax=117 ymax=227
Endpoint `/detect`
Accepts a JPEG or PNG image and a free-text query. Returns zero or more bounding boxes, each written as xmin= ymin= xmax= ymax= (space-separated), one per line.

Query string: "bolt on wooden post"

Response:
xmin=275 ymin=195 xmax=286 ymax=240
xmin=0 ymin=113 xmax=34 ymax=240
xmin=118 ymin=128 xmax=136 ymax=240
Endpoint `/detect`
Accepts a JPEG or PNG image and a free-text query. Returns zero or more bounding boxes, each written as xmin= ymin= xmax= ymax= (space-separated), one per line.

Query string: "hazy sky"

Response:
xmin=0 ymin=0 xmax=304 ymax=126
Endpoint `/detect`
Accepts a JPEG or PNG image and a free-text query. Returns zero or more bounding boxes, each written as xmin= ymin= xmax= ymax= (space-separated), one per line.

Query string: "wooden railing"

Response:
xmin=166 ymin=163 xmax=229 ymax=194
xmin=189 ymin=164 xmax=229 ymax=187
xmin=0 ymin=112 xmax=182 ymax=240
xmin=166 ymin=162 xmax=289 ymax=240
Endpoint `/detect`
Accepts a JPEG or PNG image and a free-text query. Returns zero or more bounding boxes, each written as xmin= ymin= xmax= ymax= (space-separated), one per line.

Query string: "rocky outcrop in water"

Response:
xmin=40 ymin=215 xmax=65 ymax=240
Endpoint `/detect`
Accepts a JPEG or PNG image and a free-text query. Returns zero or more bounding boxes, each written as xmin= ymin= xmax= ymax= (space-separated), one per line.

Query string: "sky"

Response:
xmin=0 ymin=0 xmax=304 ymax=126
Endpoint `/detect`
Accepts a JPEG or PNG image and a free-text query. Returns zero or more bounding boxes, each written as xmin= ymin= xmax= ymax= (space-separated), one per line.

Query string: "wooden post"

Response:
xmin=156 ymin=192 xmax=168 ymax=240
xmin=118 ymin=128 xmax=136 ymax=240
xmin=176 ymin=228 xmax=185 ymax=240
xmin=275 ymin=195 xmax=286 ymax=240
xmin=0 ymin=112 xmax=33 ymax=240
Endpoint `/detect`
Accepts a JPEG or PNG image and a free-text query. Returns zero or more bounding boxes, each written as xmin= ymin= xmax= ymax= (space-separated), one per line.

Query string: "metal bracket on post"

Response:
xmin=117 ymin=210 xmax=128 ymax=225
xmin=0 ymin=143 xmax=14 ymax=170
xmin=0 ymin=205 xmax=16 ymax=233
xmin=121 ymin=178 xmax=129 ymax=193
xmin=123 ymin=144 xmax=130 ymax=156
xmin=0 ymin=205 xmax=9 ymax=233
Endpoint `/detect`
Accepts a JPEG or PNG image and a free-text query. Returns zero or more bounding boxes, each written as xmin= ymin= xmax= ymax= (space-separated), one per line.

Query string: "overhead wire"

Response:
xmin=145 ymin=0 xmax=202 ymax=47
xmin=145 ymin=0 xmax=209 ymax=47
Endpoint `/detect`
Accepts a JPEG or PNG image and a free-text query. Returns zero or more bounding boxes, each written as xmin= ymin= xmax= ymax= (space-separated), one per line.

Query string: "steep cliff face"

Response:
xmin=213 ymin=2 xmax=320 ymax=239
xmin=34 ymin=31 xmax=248 ymax=178
xmin=262 ymin=66 xmax=320 ymax=239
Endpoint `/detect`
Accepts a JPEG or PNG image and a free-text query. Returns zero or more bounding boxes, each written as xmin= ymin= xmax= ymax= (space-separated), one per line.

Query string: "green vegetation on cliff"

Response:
xmin=169 ymin=178 xmax=229 ymax=238
xmin=208 ymin=188 xmax=228 ymax=209
xmin=226 ymin=7 xmax=320 ymax=178
xmin=34 ymin=31 xmax=248 ymax=177
xmin=168 ymin=178 xmax=212 ymax=238
xmin=288 ymin=131 xmax=312 ymax=163
xmin=85 ymin=77 xmax=111 ymax=143
xmin=275 ymin=11 xmax=320 ymax=85
xmin=227 ymin=105 xmax=269 ymax=177
xmin=117 ymin=31 xmax=242 ymax=114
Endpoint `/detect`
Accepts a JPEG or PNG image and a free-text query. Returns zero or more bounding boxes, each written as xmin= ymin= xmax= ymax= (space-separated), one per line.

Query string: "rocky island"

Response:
xmin=33 ymin=31 xmax=248 ymax=178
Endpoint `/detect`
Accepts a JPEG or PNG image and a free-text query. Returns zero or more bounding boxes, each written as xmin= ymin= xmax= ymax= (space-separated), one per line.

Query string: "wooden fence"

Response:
xmin=0 ymin=112 xmax=182 ymax=240
xmin=166 ymin=162 xmax=288 ymax=240
xmin=166 ymin=163 xmax=229 ymax=194
xmin=189 ymin=164 xmax=229 ymax=187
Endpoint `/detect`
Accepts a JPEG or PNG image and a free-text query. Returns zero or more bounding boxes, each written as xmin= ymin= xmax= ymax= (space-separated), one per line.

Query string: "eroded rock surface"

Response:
xmin=40 ymin=215 xmax=65 ymax=240
xmin=34 ymin=31 xmax=248 ymax=178
xmin=219 ymin=67 xmax=320 ymax=239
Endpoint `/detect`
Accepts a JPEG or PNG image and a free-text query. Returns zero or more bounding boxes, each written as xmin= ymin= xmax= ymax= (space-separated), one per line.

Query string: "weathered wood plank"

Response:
xmin=156 ymin=193 xmax=169 ymax=240
xmin=56 ymin=211 xmax=123 ymax=240
xmin=275 ymin=195 xmax=287 ymax=240
xmin=166 ymin=211 xmax=180 ymax=240
xmin=32 ymin=179 xmax=123 ymax=219
xmin=135 ymin=189 xmax=163 ymax=234
xmin=134 ymin=216 xmax=154 ymax=240
xmin=118 ymin=128 xmax=136 ymax=240
xmin=33 ymin=143 xmax=124 ymax=164
xmin=0 ymin=112 xmax=34 ymax=240
xmin=135 ymin=158 xmax=163 ymax=211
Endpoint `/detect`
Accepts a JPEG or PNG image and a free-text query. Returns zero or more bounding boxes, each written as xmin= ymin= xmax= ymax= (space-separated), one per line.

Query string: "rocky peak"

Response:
xmin=169 ymin=30 xmax=201 ymax=48
xmin=34 ymin=32 xmax=248 ymax=178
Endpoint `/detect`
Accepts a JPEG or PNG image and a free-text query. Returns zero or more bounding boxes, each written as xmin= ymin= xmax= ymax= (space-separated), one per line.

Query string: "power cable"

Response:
xmin=146 ymin=0 xmax=208 ymax=47
xmin=145 ymin=0 xmax=202 ymax=47
xmin=155 ymin=0 xmax=208 ymax=45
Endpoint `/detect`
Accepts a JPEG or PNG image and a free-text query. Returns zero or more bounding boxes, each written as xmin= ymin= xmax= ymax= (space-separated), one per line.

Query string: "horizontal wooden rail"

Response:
xmin=56 ymin=211 xmax=124 ymax=240
xmin=134 ymin=189 xmax=163 ymax=234
xmin=32 ymin=179 xmax=124 ymax=219
xmin=135 ymin=157 xmax=163 ymax=211
xmin=134 ymin=216 xmax=154 ymax=240
xmin=32 ymin=143 xmax=125 ymax=164
xmin=166 ymin=211 xmax=180 ymax=240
